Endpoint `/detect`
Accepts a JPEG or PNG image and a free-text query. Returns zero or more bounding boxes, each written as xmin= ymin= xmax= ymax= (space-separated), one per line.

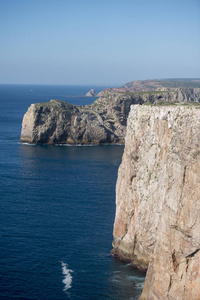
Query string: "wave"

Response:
xmin=19 ymin=142 xmax=36 ymax=146
xmin=127 ymin=275 xmax=145 ymax=281
xmin=121 ymin=262 xmax=132 ymax=267
xmin=135 ymin=282 xmax=145 ymax=289
xmin=55 ymin=143 xmax=124 ymax=147
xmin=61 ymin=262 xmax=73 ymax=292
xmin=55 ymin=143 xmax=98 ymax=147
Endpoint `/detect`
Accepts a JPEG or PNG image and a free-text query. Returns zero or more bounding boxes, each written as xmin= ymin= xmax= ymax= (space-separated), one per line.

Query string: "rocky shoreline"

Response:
xmin=111 ymin=247 xmax=148 ymax=273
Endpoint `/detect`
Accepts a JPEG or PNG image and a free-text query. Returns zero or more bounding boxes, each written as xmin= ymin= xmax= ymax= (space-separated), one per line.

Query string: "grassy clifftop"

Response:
xmin=121 ymin=79 xmax=200 ymax=91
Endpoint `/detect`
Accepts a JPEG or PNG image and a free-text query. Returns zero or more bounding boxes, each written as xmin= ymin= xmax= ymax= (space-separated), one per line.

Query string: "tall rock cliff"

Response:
xmin=20 ymin=89 xmax=200 ymax=144
xmin=20 ymin=91 xmax=140 ymax=144
xmin=112 ymin=104 xmax=200 ymax=299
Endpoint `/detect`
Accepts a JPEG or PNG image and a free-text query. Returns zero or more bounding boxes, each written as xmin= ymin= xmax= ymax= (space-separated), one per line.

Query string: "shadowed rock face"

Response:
xmin=20 ymin=91 xmax=139 ymax=144
xmin=112 ymin=104 xmax=200 ymax=300
xmin=20 ymin=89 xmax=200 ymax=145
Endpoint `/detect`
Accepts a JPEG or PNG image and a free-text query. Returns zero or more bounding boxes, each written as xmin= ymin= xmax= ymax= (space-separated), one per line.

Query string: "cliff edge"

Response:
xmin=112 ymin=103 xmax=200 ymax=299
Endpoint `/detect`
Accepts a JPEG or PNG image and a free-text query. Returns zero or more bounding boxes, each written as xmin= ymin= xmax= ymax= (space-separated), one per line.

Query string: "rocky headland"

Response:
xmin=20 ymin=80 xmax=200 ymax=299
xmin=20 ymin=87 xmax=200 ymax=144
xmin=104 ymin=78 xmax=200 ymax=93
xmin=112 ymin=104 xmax=200 ymax=299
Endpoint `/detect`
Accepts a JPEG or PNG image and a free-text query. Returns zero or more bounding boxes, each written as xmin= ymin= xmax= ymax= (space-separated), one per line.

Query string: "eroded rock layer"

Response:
xmin=112 ymin=104 xmax=200 ymax=299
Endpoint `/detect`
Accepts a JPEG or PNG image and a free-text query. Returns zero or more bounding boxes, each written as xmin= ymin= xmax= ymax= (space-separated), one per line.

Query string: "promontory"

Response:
xmin=20 ymin=80 xmax=200 ymax=144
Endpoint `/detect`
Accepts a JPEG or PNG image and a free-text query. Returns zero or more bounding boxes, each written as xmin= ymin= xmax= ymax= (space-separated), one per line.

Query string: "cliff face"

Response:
xmin=20 ymin=89 xmax=200 ymax=144
xmin=112 ymin=104 xmax=200 ymax=299
xmin=20 ymin=92 xmax=140 ymax=144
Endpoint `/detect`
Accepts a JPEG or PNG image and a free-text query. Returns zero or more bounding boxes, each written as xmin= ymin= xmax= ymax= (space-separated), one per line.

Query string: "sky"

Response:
xmin=0 ymin=0 xmax=200 ymax=85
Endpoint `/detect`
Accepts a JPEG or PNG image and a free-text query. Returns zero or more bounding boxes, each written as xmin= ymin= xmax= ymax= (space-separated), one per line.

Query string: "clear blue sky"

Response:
xmin=0 ymin=0 xmax=200 ymax=85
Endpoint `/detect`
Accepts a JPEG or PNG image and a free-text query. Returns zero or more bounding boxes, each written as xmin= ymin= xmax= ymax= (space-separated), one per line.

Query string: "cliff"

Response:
xmin=20 ymin=91 xmax=136 ymax=144
xmin=102 ymin=79 xmax=200 ymax=93
xmin=121 ymin=79 xmax=200 ymax=91
xmin=20 ymin=88 xmax=200 ymax=144
xmin=112 ymin=103 xmax=200 ymax=299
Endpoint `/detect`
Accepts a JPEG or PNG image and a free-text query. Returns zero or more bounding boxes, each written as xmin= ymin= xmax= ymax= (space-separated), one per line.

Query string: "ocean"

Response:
xmin=0 ymin=85 xmax=145 ymax=300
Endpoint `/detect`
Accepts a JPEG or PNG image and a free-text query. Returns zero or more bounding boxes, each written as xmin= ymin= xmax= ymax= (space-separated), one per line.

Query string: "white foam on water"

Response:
xmin=55 ymin=143 xmax=97 ymax=147
xmin=61 ymin=262 xmax=73 ymax=292
xmin=136 ymin=282 xmax=145 ymax=289
xmin=19 ymin=142 xmax=36 ymax=146
xmin=122 ymin=262 xmax=132 ymax=267
xmin=112 ymin=278 xmax=121 ymax=283
xmin=114 ymin=271 xmax=121 ymax=274
xmin=127 ymin=275 xmax=145 ymax=281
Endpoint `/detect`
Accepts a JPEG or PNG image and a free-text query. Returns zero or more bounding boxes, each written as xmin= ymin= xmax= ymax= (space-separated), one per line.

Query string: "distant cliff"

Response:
xmin=20 ymin=88 xmax=200 ymax=144
xmin=108 ymin=79 xmax=200 ymax=92
xmin=112 ymin=104 xmax=200 ymax=299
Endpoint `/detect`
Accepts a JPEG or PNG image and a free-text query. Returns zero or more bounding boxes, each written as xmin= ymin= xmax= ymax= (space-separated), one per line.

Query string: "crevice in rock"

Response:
xmin=182 ymin=165 xmax=186 ymax=185
xmin=170 ymin=225 xmax=192 ymax=238
xmin=168 ymin=275 xmax=172 ymax=293
xmin=186 ymin=249 xmax=200 ymax=273
xmin=172 ymin=251 xmax=179 ymax=273
xmin=186 ymin=248 xmax=200 ymax=258
xmin=130 ymin=174 xmax=136 ymax=182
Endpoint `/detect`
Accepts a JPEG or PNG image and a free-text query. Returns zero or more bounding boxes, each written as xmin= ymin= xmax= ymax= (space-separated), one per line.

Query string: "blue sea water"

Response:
xmin=0 ymin=85 xmax=145 ymax=300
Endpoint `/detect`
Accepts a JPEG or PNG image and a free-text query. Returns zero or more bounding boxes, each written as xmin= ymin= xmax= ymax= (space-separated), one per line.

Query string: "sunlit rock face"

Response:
xmin=112 ymin=104 xmax=200 ymax=300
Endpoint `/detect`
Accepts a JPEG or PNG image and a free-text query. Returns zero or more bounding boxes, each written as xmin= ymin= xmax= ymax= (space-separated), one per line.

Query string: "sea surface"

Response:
xmin=0 ymin=85 xmax=145 ymax=300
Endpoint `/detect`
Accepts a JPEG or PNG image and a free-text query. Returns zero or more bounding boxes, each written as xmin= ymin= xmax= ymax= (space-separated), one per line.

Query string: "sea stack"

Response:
xmin=112 ymin=104 xmax=200 ymax=299
xmin=85 ymin=89 xmax=96 ymax=97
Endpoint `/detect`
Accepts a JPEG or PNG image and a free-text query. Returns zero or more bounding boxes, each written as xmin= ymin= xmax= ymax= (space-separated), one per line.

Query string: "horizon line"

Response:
xmin=0 ymin=78 xmax=200 ymax=87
